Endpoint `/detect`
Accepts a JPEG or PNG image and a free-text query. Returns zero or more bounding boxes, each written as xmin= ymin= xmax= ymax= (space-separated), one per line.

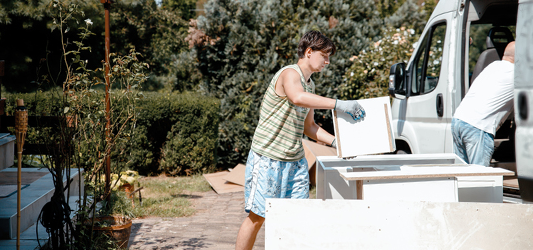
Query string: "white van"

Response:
xmin=388 ymin=0 xmax=533 ymax=200
xmin=514 ymin=0 xmax=533 ymax=201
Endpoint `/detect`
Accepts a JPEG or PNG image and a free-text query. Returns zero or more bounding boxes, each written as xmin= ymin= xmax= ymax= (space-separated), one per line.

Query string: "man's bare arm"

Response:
xmin=278 ymin=68 xmax=365 ymax=120
xmin=303 ymin=109 xmax=335 ymax=145
xmin=279 ymin=69 xmax=336 ymax=110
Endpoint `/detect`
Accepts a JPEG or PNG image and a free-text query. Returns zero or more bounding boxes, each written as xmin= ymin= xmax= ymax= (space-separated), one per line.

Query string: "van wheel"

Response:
xmin=395 ymin=149 xmax=410 ymax=154
xmin=394 ymin=141 xmax=412 ymax=154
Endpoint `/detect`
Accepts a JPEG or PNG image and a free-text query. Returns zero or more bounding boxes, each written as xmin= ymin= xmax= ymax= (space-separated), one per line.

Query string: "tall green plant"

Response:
xmin=25 ymin=1 xmax=148 ymax=248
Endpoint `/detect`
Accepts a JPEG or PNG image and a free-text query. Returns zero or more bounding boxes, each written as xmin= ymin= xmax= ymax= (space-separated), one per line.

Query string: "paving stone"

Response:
xmin=129 ymin=191 xmax=265 ymax=249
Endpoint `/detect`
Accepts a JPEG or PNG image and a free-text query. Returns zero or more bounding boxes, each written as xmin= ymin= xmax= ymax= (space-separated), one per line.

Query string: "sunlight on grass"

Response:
xmin=129 ymin=174 xmax=212 ymax=218
xmin=122 ymin=174 xmax=317 ymax=218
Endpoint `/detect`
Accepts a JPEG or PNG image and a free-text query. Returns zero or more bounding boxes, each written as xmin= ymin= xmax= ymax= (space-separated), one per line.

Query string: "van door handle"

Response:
xmin=518 ymin=91 xmax=528 ymax=121
xmin=436 ymin=93 xmax=444 ymax=117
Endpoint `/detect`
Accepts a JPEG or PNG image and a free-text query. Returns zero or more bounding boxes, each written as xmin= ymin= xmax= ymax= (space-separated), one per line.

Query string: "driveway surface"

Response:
xmin=128 ymin=191 xmax=265 ymax=249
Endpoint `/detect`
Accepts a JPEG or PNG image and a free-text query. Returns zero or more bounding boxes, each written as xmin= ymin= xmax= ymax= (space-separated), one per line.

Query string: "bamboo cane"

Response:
xmin=14 ymin=99 xmax=28 ymax=250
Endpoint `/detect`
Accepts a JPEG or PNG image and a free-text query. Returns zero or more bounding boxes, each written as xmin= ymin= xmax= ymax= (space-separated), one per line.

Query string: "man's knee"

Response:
xmin=248 ymin=211 xmax=265 ymax=228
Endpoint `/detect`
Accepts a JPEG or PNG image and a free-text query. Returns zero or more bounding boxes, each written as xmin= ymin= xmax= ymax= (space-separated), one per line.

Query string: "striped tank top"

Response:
xmin=251 ymin=64 xmax=315 ymax=161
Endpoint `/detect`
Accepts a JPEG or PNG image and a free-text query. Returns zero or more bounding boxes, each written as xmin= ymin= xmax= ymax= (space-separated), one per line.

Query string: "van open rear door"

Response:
xmin=515 ymin=0 xmax=533 ymax=202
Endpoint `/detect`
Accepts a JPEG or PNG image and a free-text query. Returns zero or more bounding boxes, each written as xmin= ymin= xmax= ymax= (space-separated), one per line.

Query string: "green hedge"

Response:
xmin=129 ymin=92 xmax=220 ymax=175
xmin=3 ymin=90 xmax=219 ymax=176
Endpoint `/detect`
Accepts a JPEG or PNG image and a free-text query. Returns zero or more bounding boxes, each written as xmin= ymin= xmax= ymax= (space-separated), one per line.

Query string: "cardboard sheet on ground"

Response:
xmin=302 ymin=139 xmax=337 ymax=185
xmin=203 ymin=171 xmax=244 ymax=194
xmin=223 ymin=163 xmax=246 ymax=186
xmin=332 ymin=96 xmax=395 ymax=158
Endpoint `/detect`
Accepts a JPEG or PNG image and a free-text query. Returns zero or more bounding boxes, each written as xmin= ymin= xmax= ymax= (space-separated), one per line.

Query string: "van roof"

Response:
xmin=429 ymin=0 xmax=518 ymax=25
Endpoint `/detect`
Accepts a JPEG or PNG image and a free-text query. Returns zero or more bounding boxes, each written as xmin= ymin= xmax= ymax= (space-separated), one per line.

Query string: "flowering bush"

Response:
xmin=340 ymin=27 xmax=420 ymax=100
xmin=111 ymin=170 xmax=140 ymax=189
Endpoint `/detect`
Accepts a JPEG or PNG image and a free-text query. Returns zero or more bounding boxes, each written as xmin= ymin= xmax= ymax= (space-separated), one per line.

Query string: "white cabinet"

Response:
xmin=316 ymin=154 xmax=512 ymax=203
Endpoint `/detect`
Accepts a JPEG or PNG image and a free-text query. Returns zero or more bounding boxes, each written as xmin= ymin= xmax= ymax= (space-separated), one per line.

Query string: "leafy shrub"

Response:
xmin=4 ymin=91 xmax=220 ymax=176
xmin=340 ymin=26 xmax=420 ymax=100
xmin=339 ymin=0 xmax=428 ymax=100
xmin=127 ymin=92 xmax=220 ymax=175
xmin=3 ymin=91 xmax=64 ymax=115
xmin=3 ymin=91 xmax=67 ymax=168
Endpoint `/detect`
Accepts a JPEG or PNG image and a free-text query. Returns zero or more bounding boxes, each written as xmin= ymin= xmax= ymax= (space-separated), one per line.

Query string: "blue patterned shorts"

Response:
xmin=244 ymin=150 xmax=309 ymax=218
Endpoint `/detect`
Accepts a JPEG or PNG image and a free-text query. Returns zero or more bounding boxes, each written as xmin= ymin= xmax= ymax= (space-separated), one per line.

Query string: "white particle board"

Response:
xmin=332 ymin=96 xmax=395 ymax=158
xmin=340 ymin=166 xmax=512 ymax=202
xmin=316 ymin=155 xmax=513 ymax=203
xmin=265 ymin=199 xmax=533 ymax=250
xmin=360 ymin=177 xmax=458 ymax=202
xmin=340 ymin=165 xmax=515 ymax=181
xmin=316 ymin=153 xmax=466 ymax=200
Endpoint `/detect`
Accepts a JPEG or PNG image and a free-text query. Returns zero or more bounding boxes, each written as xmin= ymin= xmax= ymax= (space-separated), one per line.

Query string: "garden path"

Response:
xmin=128 ymin=190 xmax=265 ymax=250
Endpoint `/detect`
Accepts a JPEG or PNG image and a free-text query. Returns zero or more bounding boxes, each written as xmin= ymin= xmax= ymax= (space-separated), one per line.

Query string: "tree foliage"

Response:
xmin=162 ymin=0 xmax=198 ymax=21
xmin=176 ymin=0 xmax=384 ymax=167
xmin=0 ymin=0 xmax=193 ymax=93
xmin=177 ymin=0 xmax=431 ymax=167
xmin=2 ymin=0 xmax=437 ymax=173
xmin=340 ymin=0 xmax=427 ymax=100
xmin=340 ymin=26 xmax=420 ymax=100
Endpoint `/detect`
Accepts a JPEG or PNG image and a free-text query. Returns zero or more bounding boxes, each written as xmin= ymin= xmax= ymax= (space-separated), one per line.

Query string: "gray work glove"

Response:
xmin=334 ymin=99 xmax=365 ymax=120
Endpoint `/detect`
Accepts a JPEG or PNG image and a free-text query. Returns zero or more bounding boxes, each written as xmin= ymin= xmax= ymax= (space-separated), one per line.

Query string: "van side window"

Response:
xmin=411 ymin=22 xmax=446 ymax=95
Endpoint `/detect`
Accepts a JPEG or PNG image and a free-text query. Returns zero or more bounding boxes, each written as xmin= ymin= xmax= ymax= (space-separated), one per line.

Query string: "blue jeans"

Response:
xmin=451 ymin=118 xmax=494 ymax=166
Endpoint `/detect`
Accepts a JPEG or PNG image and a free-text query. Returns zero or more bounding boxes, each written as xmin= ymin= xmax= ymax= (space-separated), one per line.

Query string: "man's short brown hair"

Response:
xmin=297 ymin=30 xmax=336 ymax=59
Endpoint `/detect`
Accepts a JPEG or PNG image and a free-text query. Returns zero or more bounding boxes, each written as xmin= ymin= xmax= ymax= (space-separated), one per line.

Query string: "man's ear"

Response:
xmin=305 ymin=48 xmax=313 ymax=58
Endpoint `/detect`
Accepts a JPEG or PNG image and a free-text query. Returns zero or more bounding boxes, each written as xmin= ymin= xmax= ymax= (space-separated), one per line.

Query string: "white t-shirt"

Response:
xmin=454 ymin=60 xmax=514 ymax=136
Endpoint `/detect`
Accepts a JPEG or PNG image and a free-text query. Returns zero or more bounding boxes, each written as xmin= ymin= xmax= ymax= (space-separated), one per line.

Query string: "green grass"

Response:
xmin=110 ymin=174 xmax=317 ymax=218
xmin=117 ymin=174 xmax=212 ymax=218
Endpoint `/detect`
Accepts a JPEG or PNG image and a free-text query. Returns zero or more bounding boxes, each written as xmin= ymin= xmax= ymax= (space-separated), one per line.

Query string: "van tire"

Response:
xmin=394 ymin=140 xmax=412 ymax=154
xmin=395 ymin=149 xmax=410 ymax=154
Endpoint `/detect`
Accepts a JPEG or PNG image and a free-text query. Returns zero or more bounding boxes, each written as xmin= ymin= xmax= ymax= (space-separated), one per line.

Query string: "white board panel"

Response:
xmin=332 ymin=96 xmax=395 ymax=158
xmin=265 ymin=199 xmax=533 ymax=250
xmin=340 ymin=166 xmax=514 ymax=180
xmin=363 ymin=178 xmax=457 ymax=202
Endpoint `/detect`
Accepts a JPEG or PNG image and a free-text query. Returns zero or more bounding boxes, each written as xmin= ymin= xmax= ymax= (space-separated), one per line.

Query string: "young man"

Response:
xmin=452 ymin=41 xmax=515 ymax=167
xmin=235 ymin=30 xmax=365 ymax=250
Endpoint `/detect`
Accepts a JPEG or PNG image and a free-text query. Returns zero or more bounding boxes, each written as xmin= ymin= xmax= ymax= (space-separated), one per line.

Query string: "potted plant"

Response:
xmin=31 ymin=2 xmax=148 ymax=249
xmin=87 ymin=191 xmax=135 ymax=249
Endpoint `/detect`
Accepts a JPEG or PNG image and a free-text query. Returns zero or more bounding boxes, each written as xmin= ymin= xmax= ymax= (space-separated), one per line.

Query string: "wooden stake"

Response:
xmin=15 ymin=99 xmax=28 ymax=250
xmin=101 ymin=0 xmax=112 ymax=204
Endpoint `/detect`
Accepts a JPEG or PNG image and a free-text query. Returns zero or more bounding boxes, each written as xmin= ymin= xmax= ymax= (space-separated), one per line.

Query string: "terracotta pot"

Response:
xmin=91 ymin=216 xmax=132 ymax=249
